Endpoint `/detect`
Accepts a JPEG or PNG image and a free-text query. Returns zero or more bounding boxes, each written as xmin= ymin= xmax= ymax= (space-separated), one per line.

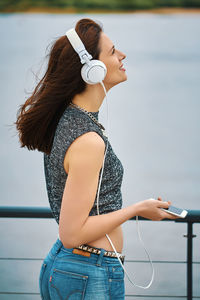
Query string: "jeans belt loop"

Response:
xmin=96 ymin=248 xmax=106 ymax=267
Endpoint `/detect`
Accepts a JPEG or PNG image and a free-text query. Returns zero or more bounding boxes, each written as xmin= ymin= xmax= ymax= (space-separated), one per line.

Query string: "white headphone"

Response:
xmin=65 ymin=28 xmax=107 ymax=85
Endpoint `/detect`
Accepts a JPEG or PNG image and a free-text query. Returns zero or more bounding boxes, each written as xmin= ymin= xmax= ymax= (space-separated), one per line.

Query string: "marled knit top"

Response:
xmin=44 ymin=105 xmax=124 ymax=224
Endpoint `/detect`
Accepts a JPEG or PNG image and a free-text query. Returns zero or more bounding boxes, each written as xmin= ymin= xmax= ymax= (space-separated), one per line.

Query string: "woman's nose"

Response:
xmin=119 ymin=50 xmax=126 ymax=60
xmin=122 ymin=52 xmax=126 ymax=60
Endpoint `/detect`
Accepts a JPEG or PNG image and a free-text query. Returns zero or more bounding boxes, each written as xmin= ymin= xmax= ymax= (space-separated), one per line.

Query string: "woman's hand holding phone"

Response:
xmin=135 ymin=197 xmax=180 ymax=221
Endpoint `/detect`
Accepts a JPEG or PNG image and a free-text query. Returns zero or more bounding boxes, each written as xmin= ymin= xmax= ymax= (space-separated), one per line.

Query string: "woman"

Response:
xmin=16 ymin=18 xmax=176 ymax=300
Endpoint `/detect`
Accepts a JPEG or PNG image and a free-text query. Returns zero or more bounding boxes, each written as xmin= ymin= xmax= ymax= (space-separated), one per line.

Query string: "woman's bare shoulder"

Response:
xmin=64 ymin=131 xmax=105 ymax=173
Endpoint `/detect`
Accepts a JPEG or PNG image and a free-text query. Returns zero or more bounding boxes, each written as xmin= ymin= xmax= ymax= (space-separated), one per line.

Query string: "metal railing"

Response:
xmin=0 ymin=206 xmax=199 ymax=299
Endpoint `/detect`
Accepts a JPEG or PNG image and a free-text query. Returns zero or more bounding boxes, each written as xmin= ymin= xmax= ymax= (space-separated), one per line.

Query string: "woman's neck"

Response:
xmin=72 ymin=82 xmax=109 ymax=112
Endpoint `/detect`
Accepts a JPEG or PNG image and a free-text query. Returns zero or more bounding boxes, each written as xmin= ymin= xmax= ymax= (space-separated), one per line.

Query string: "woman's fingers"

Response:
xmin=157 ymin=197 xmax=172 ymax=205
xmin=157 ymin=201 xmax=170 ymax=209
xmin=161 ymin=211 xmax=180 ymax=220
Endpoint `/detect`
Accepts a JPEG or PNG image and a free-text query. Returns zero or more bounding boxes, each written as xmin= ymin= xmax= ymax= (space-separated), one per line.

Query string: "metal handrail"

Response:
xmin=0 ymin=206 xmax=199 ymax=222
xmin=0 ymin=206 xmax=199 ymax=299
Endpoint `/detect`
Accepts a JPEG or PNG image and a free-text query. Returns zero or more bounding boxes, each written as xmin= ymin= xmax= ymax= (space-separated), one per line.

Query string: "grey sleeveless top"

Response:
xmin=44 ymin=105 xmax=124 ymax=224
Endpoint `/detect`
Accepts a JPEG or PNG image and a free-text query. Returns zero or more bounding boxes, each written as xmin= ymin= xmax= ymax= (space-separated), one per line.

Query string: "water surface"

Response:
xmin=0 ymin=13 xmax=200 ymax=299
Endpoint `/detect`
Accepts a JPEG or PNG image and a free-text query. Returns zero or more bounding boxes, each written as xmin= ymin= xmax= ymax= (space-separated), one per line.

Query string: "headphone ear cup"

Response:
xmin=81 ymin=60 xmax=107 ymax=85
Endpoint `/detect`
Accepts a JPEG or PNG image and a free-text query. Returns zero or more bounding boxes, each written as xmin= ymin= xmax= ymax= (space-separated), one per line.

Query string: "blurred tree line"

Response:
xmin=1 ymin=0 xmax=200 ymax=12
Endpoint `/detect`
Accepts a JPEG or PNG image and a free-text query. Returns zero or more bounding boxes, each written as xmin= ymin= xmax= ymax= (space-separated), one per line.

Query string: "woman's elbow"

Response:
xmin=59 ymin=230 xmax=80 ymax=249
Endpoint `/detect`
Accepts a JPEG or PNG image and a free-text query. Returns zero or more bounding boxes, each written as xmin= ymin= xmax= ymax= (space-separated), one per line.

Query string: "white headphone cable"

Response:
xmin=100 ymin=81 xmax=110 ymax=139
xmin=96 ymin=81 xmax=109 ymax=216
xmin=96 ymin=81 xmax=154 ymax=289
xmin=105 ymin=218 xmax=154 ymax=289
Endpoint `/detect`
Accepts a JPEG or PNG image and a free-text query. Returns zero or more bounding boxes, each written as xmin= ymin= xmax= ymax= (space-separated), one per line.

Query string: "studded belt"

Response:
xmin=74 ymin=244 xmax=125 ymax=264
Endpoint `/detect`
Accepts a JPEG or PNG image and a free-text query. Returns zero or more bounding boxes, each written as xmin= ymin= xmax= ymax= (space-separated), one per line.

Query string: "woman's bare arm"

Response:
xmin=59 ymin=132 xmax=176 ymax=248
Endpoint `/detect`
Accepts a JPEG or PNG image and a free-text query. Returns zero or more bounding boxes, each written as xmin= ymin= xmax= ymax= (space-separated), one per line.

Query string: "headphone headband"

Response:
xmin=65 ymin=27 xmax=107 ymax=85
xmin=65 ymin=28 xmax=92 ymax=64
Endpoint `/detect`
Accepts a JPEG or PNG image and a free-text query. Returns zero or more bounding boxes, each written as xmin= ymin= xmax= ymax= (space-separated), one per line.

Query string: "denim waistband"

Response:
xmin=49 ymin=239 xmax=124 ymax=266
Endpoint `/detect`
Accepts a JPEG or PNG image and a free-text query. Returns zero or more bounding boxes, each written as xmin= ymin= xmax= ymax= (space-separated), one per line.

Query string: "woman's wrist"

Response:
xmin=130 ymin=202 xmax=143 ymax=218
xmin=130 ymin=199 xmax=155 ymax=218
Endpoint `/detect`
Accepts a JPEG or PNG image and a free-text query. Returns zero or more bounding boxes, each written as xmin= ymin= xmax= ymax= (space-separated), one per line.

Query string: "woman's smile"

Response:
xmin=119 ymin=63 xmax=126 ymax=72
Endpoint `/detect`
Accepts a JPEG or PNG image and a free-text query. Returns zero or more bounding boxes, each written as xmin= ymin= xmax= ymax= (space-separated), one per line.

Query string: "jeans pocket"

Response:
xmin=112 ymin=266 xmax=124 ymax=280
xmin=49 ymin=268 xmax=88 ymax=300
xmin=109 ymin=266 xmax=125 ymax=299
xmin=39 ymin=262 xmax=47 ymax=299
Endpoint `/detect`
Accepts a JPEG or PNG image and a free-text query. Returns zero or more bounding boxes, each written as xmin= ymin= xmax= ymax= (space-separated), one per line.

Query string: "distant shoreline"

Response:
xmin=1 ymin=7 xmax=200 ymax=14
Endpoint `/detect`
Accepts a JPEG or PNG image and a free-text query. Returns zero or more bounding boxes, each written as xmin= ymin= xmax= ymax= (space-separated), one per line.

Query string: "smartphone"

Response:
xmin=161 ymin=205 xmax=188 ymax=218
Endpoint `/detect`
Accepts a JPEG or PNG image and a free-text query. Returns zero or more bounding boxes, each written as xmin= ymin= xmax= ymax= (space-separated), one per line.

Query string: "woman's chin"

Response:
xmin=103 ymin=76 xmax=127 ymax=89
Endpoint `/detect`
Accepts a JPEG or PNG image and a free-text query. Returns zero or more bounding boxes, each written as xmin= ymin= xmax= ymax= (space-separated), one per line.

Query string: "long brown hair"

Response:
xmin=15 ymin=18 xmax=103 ymax=155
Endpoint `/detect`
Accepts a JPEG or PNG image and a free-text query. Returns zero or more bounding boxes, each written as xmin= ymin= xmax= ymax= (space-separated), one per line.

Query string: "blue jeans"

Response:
xmin=39 ymin=239 xmax=125 ymax=300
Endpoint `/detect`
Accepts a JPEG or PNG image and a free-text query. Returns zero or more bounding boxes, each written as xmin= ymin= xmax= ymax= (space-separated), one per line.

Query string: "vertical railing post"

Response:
xmin=185 ymin=222 xmax=196 ymax=300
